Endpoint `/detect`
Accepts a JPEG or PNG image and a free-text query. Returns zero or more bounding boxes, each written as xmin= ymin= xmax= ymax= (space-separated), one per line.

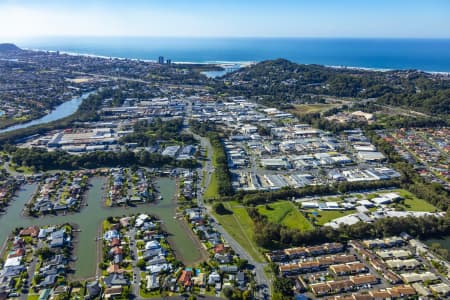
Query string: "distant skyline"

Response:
xmin=0 ymin=0 xmax=450 ymax=40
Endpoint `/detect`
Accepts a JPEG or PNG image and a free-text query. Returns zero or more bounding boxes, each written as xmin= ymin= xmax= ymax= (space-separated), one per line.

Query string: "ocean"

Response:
xmin=16 ymin=37 xmax=450 ymax=72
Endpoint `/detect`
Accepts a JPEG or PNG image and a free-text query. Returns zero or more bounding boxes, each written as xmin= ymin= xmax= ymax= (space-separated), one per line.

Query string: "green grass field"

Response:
xmin=257 ymin=201 xmax=313 ymax=231
xmin=402 ymin=198 xmax=437 ymax=212
xmin=305 ymin=209 xmax=356 ymax=226
xmin=212 ymin=201 xmax=265 ymax=262
xmin=204 ymin=141 xmax=220 ymax=200
xmin=9 ymin=164 xmax=34 ymax=174
xmin=203 ymin=172 xmax=219 ymax=199
xmin=395 ymin=189 xmax=438 ymax=212
xmin=302 ymin=189 xmax=438 ymax=226
xmin=290 ymin=103 xmax=339 ymax=116
xmin=365 ymin=189 xmax=438 ymax=212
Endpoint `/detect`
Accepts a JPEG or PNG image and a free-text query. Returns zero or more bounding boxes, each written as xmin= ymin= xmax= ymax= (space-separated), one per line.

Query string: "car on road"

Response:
xmin=8 ymin=292 xmax=20 ymax=297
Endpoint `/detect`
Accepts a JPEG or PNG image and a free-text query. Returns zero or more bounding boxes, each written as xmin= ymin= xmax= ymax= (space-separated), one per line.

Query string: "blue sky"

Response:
xmin=0 ymin=0 xmax=449 ymax=38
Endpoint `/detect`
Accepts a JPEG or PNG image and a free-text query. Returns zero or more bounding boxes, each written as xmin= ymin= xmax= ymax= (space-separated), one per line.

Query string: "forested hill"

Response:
xmin=215 ymin=59 xmax=450 ymax=116
xmin=0 ymin=43 xmax=22 ymax=53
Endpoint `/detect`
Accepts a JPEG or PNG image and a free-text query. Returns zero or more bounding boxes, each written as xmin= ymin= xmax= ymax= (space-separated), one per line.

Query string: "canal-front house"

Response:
xmin=19 ymin=226 xmax=39 ymax=238
xmin=49 ymin=229 xmax=70 ymax=248
xmin=85 ymin=280 xmax=102 ymax=299
xmin=104 ymin=229 xmax=120 ymax=241
xmin=103 ymin=273 xmax=129 ymax=287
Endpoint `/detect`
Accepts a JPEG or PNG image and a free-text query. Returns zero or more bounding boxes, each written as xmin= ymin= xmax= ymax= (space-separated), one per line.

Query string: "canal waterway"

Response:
xmin=0 ymin=176 xmax=202 ymax=279
xmin=0 ymin=92 xmax=92 ymax=134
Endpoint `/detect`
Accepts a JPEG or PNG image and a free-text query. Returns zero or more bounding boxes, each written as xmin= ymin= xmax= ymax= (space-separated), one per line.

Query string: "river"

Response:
xmin=201 ymin=63 xmax=242 ymax=78
xmin=0 ymin=92 xmax=92 ymax=134
xmin=0 ymin=176 xmax=202 ymax=279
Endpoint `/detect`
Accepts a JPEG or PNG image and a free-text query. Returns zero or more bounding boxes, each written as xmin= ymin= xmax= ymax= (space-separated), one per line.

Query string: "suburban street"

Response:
xmin=128 ymin=228 xmax=142 ymax=299
xmin=184 ymin=106 xmax=271 ymax=300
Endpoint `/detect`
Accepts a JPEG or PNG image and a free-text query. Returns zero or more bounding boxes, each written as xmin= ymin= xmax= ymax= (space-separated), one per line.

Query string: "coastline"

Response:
xmin=22 ymin=47 xmax=450 ymax=75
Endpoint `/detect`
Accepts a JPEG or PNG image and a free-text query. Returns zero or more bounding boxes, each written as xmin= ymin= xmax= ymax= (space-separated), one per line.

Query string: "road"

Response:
xmin=3 ymin=160 xmax=20 ymax=177
xmin=19 ymin=253 xmax=36 ymax=300
xmin=211 ymin=217 xmax=271 ymax=300
xmin=128 ymin=228 xmax=142 ymax=299
xmin=183 ymin=102 xmax=271 ymax=299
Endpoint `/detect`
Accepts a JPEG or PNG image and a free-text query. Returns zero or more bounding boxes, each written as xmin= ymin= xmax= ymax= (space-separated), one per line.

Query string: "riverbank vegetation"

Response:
xmin=0 ymin=89 xmax=109 ymax=147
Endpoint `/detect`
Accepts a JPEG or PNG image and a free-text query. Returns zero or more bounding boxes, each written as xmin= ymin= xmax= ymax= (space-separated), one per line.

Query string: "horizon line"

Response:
xmin=4 ymin=35 xmax=450 ymax=40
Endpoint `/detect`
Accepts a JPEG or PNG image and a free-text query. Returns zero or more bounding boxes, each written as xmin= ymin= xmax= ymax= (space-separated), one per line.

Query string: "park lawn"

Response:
xmin=402 ymin=198 xmax=437 ymax=212
xmin=201 ymin=169 xmax=206 ymax=187
xmin=204 ymin=172 xmax=219 ymax=199
xmin=204 ymin=142 xmax=221 ymax=199
xmin=395 ymin=189 xmax=438 ymax=212
xmin=307 ymin=209 xmax=356 ymax=226
xmin=212 ymin=201 xmax=265 ymax=262
xmin=257 ymin=201 xmax=313 ymax=231
xmin=9 ymin=164 xmax=34 ymax=175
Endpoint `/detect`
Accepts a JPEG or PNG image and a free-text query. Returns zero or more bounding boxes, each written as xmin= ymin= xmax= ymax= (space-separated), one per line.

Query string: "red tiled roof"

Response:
xmin=19 ymin=226 xmax=39 ymax=237
xmin=178 ymin=270 xmax=192 ymax=287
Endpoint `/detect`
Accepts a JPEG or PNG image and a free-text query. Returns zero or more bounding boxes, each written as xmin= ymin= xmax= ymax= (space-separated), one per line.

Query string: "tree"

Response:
xmin=136 ymin=259 xmax=146 ymax=270
xmin=35 ymin=247 xmax=53 ymax=260
xmin=213 ymin=202 xmax=231 ymax=215
xmin=197 ymin=230 xmax=206 ymax=241
xmin=273 ymin=277 xmax=294 ymax=298
xmin=236 ymin=258 xmax=248 ymax=270
xmin=242 ymin=290 xmax=250 ymax=300
xmin=223 ymin=286 xmax=234 ymax=299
